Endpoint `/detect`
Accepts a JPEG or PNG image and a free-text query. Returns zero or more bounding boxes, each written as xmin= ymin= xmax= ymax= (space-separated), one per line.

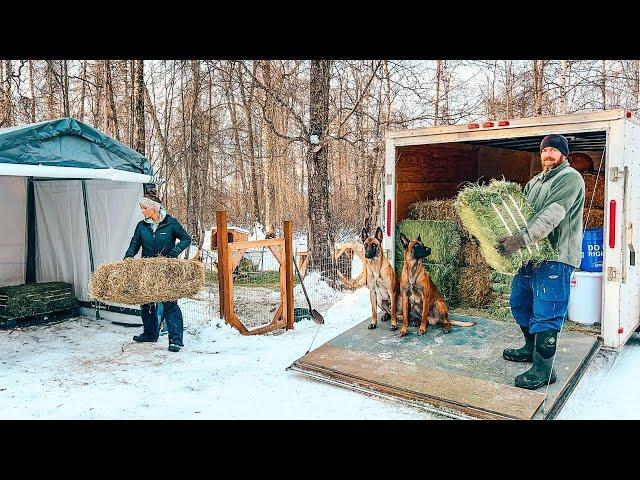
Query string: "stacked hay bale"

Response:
xmin=395 ymin=219 xmax=461 ymax=306
xmin=88 ymin=257 xmax=205 ymax=305
xmin=0 ymin=282 xmax=78 ymax=319
xmin=582 ymin=171 xmax=605 ymax=228
xmin=404 ymin=199 xmax=494 ymax=308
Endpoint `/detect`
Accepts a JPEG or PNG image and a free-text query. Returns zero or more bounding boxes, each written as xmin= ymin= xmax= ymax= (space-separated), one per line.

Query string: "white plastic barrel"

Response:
xmin=567 ymin=271 xmax=604 ymax=325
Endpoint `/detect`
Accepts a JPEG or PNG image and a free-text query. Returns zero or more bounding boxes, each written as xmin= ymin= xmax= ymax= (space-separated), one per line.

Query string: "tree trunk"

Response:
xmin=559 ymin=60 xmax=568 ymax=115
xmin=434 ymin=60 xmax=442 ymax=125
xmin=307 ymin=60 xmax=335 ymax=282
xmin=134 ymin=60 xmax=145 ymax=155
xmin=104 ymin=60 xmax=120 ymax=140
xmin=61 ymin=60 xmax=70 ymax=117
xmin=79 ymin=61 xmax=87 ymax=122
xmin=600 ymin=60 xmax=607 ymax=110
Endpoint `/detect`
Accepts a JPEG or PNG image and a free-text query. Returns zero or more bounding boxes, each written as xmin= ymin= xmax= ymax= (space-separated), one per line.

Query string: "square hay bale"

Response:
xmin=88 ymin=258 xmax=205 ymax=305
xmin=406 ymin=199 xmax=461 ymax=224
xmin=458 ymin=266 xmax=494 ymax=307
xmin=460 ymin=238 xmax=487 ymax=267
xmin=395 ymin=220 xmax=462 ymax=266
xmin=584 ymin=208 xmax=604 ymax=229
xmin=0 ymin=282 xmax=78 ymax=318
xmin=582 ymin=173 xmax=605 ymax=209
xmin=453 ymin=180 xmax=557 ymax=274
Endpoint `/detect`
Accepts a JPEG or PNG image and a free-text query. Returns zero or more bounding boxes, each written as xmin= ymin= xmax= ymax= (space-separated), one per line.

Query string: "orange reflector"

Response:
xmin=498 ymin=120 xmax=510 ymax=126
xmin=468 ymin=123 xmax=480 ymax=129
xmin=482 ymin=121 xmax=494 ymax=128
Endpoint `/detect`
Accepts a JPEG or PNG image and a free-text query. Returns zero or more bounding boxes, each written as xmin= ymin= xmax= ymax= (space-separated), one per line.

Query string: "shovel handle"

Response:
xmin=293 ymin=254 xmax=313 ymax=311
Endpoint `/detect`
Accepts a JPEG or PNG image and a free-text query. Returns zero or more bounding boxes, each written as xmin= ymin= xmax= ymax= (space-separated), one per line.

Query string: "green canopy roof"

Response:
xmin=0 ymin=117 xmax=152 ymax=176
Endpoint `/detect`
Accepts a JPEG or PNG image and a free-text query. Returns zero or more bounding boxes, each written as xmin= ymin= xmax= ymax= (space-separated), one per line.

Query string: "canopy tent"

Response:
xmin=0 ymin=118 xmax=154 ymax=321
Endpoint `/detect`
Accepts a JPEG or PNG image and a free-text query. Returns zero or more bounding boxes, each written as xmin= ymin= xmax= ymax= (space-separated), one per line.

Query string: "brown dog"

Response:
xmin=362 ymin=227 xmax=400 ymax=331
xmin=398 ymin=233 xmax=476 ymax=336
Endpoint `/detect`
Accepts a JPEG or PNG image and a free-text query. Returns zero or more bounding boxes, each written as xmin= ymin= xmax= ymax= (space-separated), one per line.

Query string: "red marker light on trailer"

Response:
xmin=609 ymin=200 xmax=616 ymax=248
xmin=468 ymin=123 xmax=480 ymax=129
xmin=618 ymin=327 xmax=624 ymax=334
xmin=386 ymin=200 xmax=392 ymax=236
xmin=482 ymin=121 xmax=495 ymax=128
xmin=498 ymin=120 xmax=510 ymax=126
xmin=626 ymin=111 xmax=632 ymax=118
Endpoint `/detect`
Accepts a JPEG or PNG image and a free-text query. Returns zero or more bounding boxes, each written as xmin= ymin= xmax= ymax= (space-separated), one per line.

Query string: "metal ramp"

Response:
xmin=288 ymin=315 xmax=600 ymax=420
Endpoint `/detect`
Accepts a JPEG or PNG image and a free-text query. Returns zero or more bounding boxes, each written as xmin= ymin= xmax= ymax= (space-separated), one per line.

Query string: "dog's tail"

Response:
xmin=449 ymin=320 xmax=477 ymax=327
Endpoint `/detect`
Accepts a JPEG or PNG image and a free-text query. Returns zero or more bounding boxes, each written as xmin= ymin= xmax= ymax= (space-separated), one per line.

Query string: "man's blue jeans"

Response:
xmin=510 ymin=261 xmax=574 ymax=334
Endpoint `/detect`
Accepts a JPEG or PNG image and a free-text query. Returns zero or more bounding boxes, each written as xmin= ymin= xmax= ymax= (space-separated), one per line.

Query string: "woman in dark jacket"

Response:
xmin=124 ymin=191 xmax=192 ymax=352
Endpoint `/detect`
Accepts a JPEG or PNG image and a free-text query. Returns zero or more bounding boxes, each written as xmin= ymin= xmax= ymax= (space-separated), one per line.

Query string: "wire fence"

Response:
xmin=178 ymin=229 xmax=366 ymax=334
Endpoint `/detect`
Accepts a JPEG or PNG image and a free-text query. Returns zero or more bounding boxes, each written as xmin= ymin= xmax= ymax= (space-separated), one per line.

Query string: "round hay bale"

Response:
xmin=88 ymin=258 xmax=206 ymax=305
xmin=458 ymin=266 xmax=494 ymax=307
xmin=582 ymin=173 xmax=605 ymax=209
xmin=460 ymin=238 xmax=487 ymax=267
xmin=568 ymin=153 xmax=594 ymax=173
xmin=584 ymin=207 xmax=604 ymax=229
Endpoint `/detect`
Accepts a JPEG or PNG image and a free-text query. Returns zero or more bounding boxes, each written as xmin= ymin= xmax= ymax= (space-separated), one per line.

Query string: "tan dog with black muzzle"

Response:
xmin=361 ymin=227 xmax=400 ymax=331
xmin=398 ymin=233 xmax=476 ymax=336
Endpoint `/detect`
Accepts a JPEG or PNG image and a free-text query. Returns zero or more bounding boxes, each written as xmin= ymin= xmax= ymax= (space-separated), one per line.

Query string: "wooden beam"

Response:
xmin=248 ymin=319 xmax=287 ymax=336
xmin=216 ymin=211 xmax=228 ymax=322
xmin=284 ymin=220 xmax=294 ymax=330
xmin=229 ymin=239 xmax=284 ymax=250
xmin=268 ymin=245 xmax=282 ymax=265
xmin=231 ymin=248 xmax=247 ymax=271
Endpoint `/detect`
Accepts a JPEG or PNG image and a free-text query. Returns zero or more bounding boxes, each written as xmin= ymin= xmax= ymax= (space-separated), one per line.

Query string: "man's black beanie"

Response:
xmin=540 ymin=134 xmax=569 ymax=157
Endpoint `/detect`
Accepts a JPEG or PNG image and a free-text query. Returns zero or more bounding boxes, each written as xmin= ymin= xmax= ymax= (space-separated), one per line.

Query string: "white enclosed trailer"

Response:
xmin=383 ymin=109 xmax=640 ymax=350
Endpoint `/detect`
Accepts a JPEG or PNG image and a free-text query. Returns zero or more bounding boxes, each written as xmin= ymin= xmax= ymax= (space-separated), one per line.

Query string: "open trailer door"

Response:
xmin=289 ymin=314 xmax=600 ymax=419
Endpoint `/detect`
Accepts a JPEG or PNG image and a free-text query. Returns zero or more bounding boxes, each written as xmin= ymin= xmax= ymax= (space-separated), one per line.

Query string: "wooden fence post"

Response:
xmin=284 ymin=220 xmax=294 ymax=330
xmin=216 ymin=211 xmax=229 ymax=323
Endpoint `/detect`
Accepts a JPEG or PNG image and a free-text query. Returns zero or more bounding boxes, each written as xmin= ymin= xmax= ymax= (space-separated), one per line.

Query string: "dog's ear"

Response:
xmin=375 ymin=227 xmax=384 ymax=243
xmin=400 ymin=233 xmax=410 ymax=250
xmin=361 ymin=228 xmax=369 ymax=243
xmin=416 ymin=234 xmax=422 ymax=243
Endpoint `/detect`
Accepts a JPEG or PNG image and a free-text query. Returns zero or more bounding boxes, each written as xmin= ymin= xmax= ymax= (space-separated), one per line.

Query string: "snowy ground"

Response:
xmin=1 ymin=282 xmax=639 ymax=419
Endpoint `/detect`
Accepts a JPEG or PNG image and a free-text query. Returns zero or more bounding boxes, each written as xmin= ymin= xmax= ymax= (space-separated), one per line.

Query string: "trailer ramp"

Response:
xmin=289 ymin=315 xmax=599 ymax=420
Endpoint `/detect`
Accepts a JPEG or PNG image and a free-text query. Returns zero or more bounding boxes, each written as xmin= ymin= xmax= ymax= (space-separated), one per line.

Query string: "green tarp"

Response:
xmin=0 ymin=117 xmax=152 ymax=175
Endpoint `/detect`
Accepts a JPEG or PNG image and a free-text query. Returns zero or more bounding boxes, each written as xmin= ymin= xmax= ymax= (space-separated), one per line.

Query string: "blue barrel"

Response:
xmin=580 ymin=228 xmax=604 ymax=272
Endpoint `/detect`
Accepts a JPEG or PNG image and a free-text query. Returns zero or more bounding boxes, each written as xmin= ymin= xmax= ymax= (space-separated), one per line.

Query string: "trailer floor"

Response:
xmin=289 ymin=314 xmax=600 ymax=420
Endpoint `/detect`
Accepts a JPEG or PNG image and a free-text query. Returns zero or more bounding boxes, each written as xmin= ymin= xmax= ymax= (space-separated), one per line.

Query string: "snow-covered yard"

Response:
xmin=1 ymin=283 xmax=639 ymax=420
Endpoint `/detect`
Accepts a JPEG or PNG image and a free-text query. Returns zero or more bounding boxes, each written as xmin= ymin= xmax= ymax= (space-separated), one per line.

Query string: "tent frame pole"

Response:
xmin=81 ymin=180 xmax=100 ymax=320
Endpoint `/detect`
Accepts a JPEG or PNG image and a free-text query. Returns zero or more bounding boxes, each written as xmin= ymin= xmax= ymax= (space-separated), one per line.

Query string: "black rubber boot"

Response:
xmin=515 ymin=330 xmax=558 ymax=390
xmin=503 ymin=325 xmax=534 ymax=362
xmin=133 ymin=334 xmax=158 ymax=343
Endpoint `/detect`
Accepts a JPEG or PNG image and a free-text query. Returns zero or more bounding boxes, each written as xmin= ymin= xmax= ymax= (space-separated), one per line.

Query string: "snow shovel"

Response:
xmin=292 ymin=254 xmax=324 ymax=325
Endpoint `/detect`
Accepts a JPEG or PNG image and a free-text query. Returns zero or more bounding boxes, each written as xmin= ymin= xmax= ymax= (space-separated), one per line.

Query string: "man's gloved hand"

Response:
xmin=495 ymin=233 xmax=525 ymax=255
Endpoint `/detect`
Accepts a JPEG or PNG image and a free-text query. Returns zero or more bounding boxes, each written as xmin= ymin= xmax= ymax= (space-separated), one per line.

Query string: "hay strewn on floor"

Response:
xmin=0 ymin=282 xmax=77 ymax=318
xmin=454 ymin=180 xmax=557 ymax=274
xmin=88 ymin=258 xmax=205 ymax=305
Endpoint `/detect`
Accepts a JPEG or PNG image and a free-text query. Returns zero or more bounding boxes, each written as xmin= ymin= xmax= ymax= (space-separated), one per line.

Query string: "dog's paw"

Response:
xmin=368 ymin=323 xmax=377 ymax=330
xmin=390 ymin=324 xmax=398 ymax=331
xmin=381 ymin=313 xmax=390 ymax=322
xmin=418 ymin=328 xmax=426 ymax=335
xmin=399 ymin=328 xmax=408 ymax=337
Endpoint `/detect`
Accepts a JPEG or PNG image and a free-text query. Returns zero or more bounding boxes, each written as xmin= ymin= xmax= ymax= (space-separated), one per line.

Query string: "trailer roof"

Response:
xmin=387 ymin=109 xmax=638 ymax=142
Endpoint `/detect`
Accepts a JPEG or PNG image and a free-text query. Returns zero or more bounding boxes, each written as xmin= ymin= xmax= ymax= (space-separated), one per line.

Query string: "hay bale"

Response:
xmin=0 ymin=282 xmax=77 ymax=318
xmin=395 ymin=220 xmax=461 ymax=265
xmin=584 ymin=208 xmax=604 ymax=229
xmin=407 ymin=200 xmax=460 ymax=224
xmin=458 ymin=266 xmax=494 ymax=307
xmin=491 ymin=282 xmax=512 ymax=295
xmin=490 ymin=271 xmax=514 ymax=284
xmin=583 ymin=173 xmax=605 ymax=209
xmin=460 ymin=238 xmax=487 ymax=267
xmin=88 ymin=258 xmax=205 ymax=305
xmin=453 ymin=180 xmax=557 ymax=274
